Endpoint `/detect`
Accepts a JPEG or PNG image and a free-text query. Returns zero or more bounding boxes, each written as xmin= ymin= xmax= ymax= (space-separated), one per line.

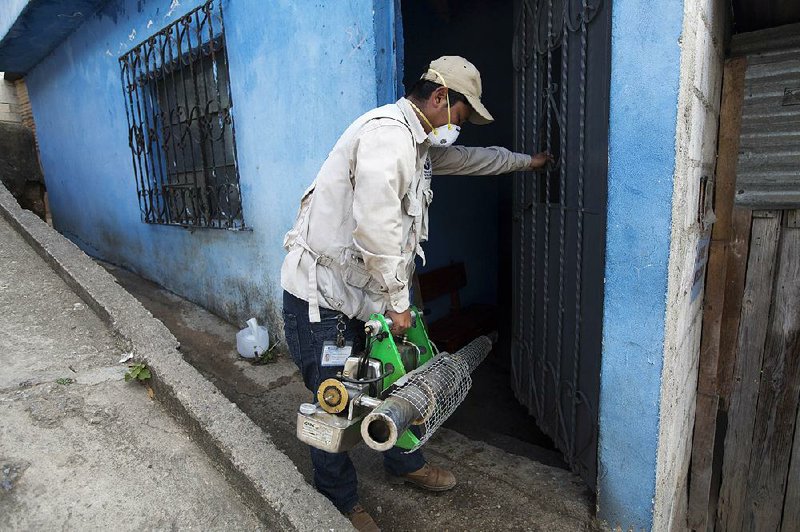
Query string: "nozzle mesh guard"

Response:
xmin=388 ymin=335 xmax=493 ymax=452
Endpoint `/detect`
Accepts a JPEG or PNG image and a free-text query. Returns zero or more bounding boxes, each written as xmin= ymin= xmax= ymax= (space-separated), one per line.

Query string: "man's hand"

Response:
xmin=529 ymin=151 xmax=554 ymax=171
xmin=386 ymin=309 xmax=412 ymax=336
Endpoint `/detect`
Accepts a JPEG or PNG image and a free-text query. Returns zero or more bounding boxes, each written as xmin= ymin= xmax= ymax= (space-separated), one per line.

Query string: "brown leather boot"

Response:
xmin=345 ymin=504 xmax=380 ymax=532
xmin=388 ymin=463 xmax=457 ymax=491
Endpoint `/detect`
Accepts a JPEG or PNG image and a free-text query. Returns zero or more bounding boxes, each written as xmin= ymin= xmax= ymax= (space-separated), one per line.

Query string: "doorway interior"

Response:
xmin=402 ymin=0 xmax=564 ymax=468
xmin=401 ymin=0 xmax=611 ymax=492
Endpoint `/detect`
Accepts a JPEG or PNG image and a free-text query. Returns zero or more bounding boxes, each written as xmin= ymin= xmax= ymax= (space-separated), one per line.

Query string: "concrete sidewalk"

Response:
xmin=0 ymin=214 xmax=261 ymax=530
xmin=0 ymin=184 xmax=352 ymax=531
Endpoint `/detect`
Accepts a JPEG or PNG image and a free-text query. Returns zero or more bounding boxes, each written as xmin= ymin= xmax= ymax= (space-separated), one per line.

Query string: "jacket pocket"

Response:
xmin=402 ymin=192 xmax=422 ymax=217
xmin=342 ymin=254 xmax=372 ymax=288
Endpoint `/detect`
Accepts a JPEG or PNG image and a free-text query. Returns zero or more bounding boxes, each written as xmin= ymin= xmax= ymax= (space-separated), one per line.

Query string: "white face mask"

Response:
xmin=427 ymin=122 xmax=460 ymax=147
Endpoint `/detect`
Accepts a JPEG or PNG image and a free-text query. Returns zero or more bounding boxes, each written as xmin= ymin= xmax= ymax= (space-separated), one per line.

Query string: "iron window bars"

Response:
xmin=119 ymin=0 xmax=245 ymax=230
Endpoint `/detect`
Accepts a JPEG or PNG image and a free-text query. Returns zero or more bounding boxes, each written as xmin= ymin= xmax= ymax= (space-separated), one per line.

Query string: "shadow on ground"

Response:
xmin=100 ymin=261 xmax=595 ymax=531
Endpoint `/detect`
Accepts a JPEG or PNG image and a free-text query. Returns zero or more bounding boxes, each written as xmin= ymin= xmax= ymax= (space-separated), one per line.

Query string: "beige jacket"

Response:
xmin=281 ymin=98 xmax=532 ymax=322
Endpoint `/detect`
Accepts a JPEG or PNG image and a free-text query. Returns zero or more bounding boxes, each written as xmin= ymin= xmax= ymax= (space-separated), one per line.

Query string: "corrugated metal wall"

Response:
xmin=732 ymin=23 xmax=800 ymax=208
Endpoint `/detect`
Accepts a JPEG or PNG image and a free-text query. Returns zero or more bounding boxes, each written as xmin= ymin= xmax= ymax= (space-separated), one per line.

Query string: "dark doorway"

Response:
xmin=401 ymin=0 xmax=611 ymax=492
xmin=401 ymin=0 xmax=565 ymax=469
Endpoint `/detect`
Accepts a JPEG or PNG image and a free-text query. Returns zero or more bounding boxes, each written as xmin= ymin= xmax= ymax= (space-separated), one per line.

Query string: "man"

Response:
xmin=281 ymin=56 xmax=550 ymax=531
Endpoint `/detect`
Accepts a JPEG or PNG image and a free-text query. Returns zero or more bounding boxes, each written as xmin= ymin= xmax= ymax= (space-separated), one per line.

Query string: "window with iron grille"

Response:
xmin=119 ymin=0 xmax=245 ymax=229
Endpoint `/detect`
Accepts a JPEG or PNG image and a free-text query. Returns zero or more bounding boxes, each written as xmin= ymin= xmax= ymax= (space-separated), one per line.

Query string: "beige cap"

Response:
xmin=420 ymin=56 xmax=494 ymax=125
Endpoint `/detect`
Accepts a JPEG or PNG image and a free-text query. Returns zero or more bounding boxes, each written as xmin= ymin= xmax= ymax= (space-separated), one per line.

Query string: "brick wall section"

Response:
xmin=14 ymin=79 xmax=37 ymax=136
xmin=1 ymin=73 xmax=41 ymax=153
xmin=0 ymin=73 xmax=21 ymax=123
xmin=654 ymin=0 xmax=728 ymax=529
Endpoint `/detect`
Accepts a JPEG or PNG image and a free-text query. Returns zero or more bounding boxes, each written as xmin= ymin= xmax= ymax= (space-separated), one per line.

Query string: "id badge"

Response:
xmin=321 ymin=341 xmax=353 ymax=366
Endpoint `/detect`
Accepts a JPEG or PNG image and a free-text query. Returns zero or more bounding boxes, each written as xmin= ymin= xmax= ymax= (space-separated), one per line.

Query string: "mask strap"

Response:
xmin=408 ymin=99 xmax=436 ymax=134
xmin=427 ymin=68 xmax=452 ymax=130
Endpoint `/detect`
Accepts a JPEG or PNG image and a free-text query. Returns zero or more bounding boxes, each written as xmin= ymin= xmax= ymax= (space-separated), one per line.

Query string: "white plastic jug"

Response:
xmin=236 ymin=318 xmax=269 ymax=359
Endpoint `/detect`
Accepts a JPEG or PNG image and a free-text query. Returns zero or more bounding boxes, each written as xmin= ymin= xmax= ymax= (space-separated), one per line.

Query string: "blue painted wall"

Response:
xmin=598 ymin=0 xmax=684 ymax=527
xmin=373 ymin=0 xmax=402 ymax=106
xmin=24 ymin=0 xmax=396 ymax=334
xmin=0 ymin=0 xmax=111 ymax=73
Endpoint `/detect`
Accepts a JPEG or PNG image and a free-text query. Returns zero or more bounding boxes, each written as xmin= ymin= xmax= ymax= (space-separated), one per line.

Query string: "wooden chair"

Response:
xmin=415 ymin=262 xmax=497 ymax=353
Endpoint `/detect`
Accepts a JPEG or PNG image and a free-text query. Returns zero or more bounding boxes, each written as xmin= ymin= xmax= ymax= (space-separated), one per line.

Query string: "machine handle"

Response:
xmin=364 ymin=312 xmax=417 ymax=336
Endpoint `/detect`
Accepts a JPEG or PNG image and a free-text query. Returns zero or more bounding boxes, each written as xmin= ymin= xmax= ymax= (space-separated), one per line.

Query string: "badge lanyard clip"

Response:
xmin=322 ymin=314 xmax=352 ymax=367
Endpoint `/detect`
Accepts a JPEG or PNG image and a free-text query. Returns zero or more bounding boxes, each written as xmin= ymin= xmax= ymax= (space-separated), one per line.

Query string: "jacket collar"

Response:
xmin=396 ymin=98 xmax=429 ymax=145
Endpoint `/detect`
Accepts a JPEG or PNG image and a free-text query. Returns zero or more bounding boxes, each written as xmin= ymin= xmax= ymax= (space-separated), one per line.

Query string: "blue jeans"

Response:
xmin=282 ymin=291 xmax=426 ymax=513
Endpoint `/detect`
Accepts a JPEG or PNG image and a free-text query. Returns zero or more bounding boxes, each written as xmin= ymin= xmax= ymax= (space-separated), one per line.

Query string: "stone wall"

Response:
xmin=0 ymin=72 xmax=21 ymax=123
xmin=654 ymin=0 xmax=728 ymax=529
xmin=0 ymin=73 xmax=36 ymax=135
xmin=0 ymin=72 xmax=45 ymax=219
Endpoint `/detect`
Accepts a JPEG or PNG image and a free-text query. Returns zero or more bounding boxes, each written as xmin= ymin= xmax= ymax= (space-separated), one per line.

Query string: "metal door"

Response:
xmin=510 ymin=0 xmax=611 ymax=491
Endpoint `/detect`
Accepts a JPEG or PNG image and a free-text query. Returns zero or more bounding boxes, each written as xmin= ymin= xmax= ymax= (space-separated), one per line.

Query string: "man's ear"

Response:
xmin=432 ymin=86 xmax=448 ymax=108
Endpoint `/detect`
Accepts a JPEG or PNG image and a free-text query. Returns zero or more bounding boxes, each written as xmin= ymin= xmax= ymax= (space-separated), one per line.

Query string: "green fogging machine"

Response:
xmin=296 ymin=308 xmax=495 ymax=453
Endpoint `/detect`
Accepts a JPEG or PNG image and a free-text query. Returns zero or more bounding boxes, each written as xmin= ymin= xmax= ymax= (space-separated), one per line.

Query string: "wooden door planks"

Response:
xmin=787 ymin=209 xmax=800 ymax=229
xmin=689 ymin=392 xmax=721 ymax=531
xmin=780 ymin=210 xmax=800 ymax=532
xmin=687 ymin=56 xmax=748 ymax=531
xmin=783 ymin=401 xmax=800 ymax=531
xmin=697 ymin=56 xmax=749 ymax=394
xmin=717 ymin=211 xmax=782 ymax=531
xmin=744 ymin=213 xmax=800 ymax=531
xmin=717 ymin=207 xmax=754 ymax=410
